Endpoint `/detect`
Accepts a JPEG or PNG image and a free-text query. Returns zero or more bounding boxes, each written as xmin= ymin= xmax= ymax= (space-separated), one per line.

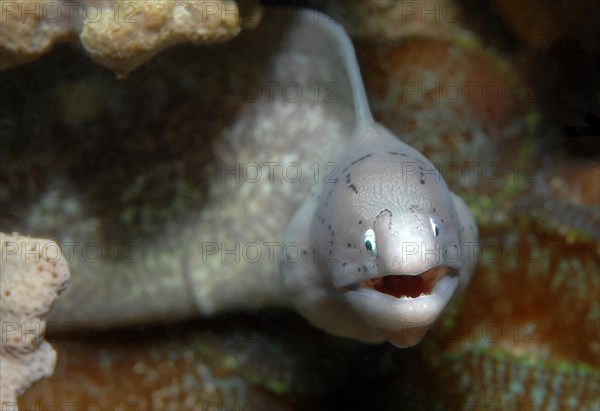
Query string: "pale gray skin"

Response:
xmin=282 ymin=125 xmax=478 ymax=347
xmin=45 ymin=9 xmax=478 ymax=347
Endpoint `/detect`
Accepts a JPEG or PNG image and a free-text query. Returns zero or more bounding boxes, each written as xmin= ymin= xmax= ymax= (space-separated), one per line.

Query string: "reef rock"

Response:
xmin=0 ymin=0 xmax=247 ymax=76
xmin=0 ymin=0 xmax=75 ymax=69
xmin=0 ymin=233 xmax=70 ymax=409
xmin=79 ymin=0 xmax=244 ymax=76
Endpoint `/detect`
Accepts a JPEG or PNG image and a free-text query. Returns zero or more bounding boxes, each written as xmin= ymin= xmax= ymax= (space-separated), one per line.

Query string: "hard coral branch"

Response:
xmin=0 ymin=0 xmax=249 ymax=76
xmin=0 ymin=233 xmax=70 ymax=409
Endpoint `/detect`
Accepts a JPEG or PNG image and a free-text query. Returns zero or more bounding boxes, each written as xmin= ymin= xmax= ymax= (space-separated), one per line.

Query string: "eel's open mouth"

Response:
xmin=360 ymin=266 xmax=456 ymax=299
xmin=343 ymin=265 xmax=461 ymax=345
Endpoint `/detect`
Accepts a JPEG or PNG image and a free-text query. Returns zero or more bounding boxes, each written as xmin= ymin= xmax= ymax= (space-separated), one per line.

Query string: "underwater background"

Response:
xmin=1 ymin=0 xmax=599 ymax=409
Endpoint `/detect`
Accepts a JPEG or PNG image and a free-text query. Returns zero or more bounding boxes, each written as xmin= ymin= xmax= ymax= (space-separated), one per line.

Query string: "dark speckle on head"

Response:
xmin=341 ymin=153 xmax=373 ymax=173
xmin=419 ymin=160 xmax=425 ymax=184
xmin=409 ymin=205 xmax=424 ymax=214
xmin=375 ymin=209 xmax=393 ymax=231
xmin=388 ymin=151 xmax=407 ymax=157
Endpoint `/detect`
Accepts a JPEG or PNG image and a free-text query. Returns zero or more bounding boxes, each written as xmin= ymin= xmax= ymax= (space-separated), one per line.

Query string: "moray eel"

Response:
xmin=43 ymin=9 xmax=477 ymax=347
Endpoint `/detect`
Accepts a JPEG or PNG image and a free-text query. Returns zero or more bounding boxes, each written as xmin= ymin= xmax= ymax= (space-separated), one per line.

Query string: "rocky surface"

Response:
xmin=0 ymin=0 xmax=248 ymax=76
xmin=1 ymin=233 xmax=70 ymax=409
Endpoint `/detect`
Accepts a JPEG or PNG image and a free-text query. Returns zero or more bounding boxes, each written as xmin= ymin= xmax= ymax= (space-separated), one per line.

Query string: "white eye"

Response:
xmin=430 ymin=217 xmax=441 ymax=237
xmin=364 ymin=229 xmax=377 ymax=257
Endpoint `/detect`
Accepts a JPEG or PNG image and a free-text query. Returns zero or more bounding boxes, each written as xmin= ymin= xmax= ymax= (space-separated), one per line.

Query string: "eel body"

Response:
xmin=40 ymin=9 xmax=478 ymax=347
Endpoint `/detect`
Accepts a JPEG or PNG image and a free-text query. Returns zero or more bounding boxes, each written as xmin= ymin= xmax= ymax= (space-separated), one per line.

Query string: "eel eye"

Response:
xmin=430 ymin=217 xmax=441 ymax=237
xmin=364 ymin=228 xmax=377 ymax=257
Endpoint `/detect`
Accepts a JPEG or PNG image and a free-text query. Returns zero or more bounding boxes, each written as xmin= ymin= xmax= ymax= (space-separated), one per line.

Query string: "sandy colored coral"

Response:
xmin=0 ymin=233 xmax=70 ymax=409
xmin=0 ymin=0 xmax=76 ymax=69
xmin=79 ymin=0 xmax=243 ymax=76
xmin=0 ymin=0 xmax=248 ymax=75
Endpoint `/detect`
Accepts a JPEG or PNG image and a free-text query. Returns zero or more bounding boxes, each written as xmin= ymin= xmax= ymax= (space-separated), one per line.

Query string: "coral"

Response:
xmin=79 ymin=0 xmax=243 ymax=76
xmin=422 ymin=198 xmax=600 ymax=409
xmin=538 ymin=160 xmax=600 ymax=207
xmin=339 ymin=0 xmax=463 ymax=40
xmin=0 ymin=0 xmax=75 ymax=69
xmin=18 ymin=315 xmax=306 ymax=409
xmin=0 ymin=0 xmax=247 ymax=76
xmin=0 ymin=233 xmax=70 ymax=409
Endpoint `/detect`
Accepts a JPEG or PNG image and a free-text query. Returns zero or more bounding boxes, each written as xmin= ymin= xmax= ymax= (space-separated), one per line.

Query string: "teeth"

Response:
xmin=360 ymin=266 xmax=454 ymax=299
xmin=344 ymin=274 xmax=461 ymax=331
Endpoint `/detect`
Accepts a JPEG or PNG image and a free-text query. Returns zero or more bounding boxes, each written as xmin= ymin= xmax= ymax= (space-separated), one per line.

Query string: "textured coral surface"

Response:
xmin=1 ymin=233 xmax=70 ymax=409
xmin=0 ymin=0 xmax=245 ymax=75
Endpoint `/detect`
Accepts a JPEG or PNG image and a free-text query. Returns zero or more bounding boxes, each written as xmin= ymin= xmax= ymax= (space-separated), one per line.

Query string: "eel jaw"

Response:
xmin=360 ymin=266 xmax=454 ymax=299
xmin=343 ymin=266 xmax=459 ymax=347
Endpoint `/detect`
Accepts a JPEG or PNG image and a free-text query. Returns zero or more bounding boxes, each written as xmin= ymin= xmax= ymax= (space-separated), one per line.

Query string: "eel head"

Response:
xmin=288 ymin=138 xmax=478 ymax=348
